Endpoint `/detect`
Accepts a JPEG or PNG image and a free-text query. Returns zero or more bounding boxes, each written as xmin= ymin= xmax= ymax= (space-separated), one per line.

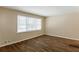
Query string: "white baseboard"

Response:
xmin=1 ymin=34 xmax=79 ymax=48
xmin=0 ymin=34 xmax=43 ymax=48
xmin=46 ymin=34 xmax=79 ymax=41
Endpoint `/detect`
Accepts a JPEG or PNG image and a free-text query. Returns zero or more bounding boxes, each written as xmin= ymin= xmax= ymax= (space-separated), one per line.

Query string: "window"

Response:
xmin=17 ymin=15 xmax=42 ymax=33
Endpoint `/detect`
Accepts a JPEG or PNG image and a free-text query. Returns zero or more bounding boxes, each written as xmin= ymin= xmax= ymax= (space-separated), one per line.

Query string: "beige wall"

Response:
xmin=46 ymin=13 xmax=79 ymax=40
xmin=0 ymin=7 xmax=45 ymax=47
xmin=2 ymin=7 xmax=79 ymax=47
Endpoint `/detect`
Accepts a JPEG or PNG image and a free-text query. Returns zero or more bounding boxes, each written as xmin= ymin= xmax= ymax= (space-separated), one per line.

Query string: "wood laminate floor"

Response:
xmin=0 ymin=35 xmax=79 ymax=52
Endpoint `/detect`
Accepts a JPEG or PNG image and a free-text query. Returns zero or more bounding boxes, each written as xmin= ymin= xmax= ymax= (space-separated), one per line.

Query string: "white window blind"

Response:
xmin=17 ymin=15 xmax=42 ymax=33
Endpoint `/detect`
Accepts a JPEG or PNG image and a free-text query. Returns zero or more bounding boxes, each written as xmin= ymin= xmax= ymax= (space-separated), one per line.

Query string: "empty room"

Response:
xmin=0 ymin=6 xmax=79 ymax=52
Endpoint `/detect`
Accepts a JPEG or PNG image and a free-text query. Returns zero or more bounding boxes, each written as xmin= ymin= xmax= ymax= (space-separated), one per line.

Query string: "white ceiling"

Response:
xmin=3 ymin=6 xmax=79 ymax=17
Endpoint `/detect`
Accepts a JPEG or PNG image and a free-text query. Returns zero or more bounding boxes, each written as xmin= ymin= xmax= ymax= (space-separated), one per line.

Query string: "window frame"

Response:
xmin=17 ymin=15 xmax=42 ymax=33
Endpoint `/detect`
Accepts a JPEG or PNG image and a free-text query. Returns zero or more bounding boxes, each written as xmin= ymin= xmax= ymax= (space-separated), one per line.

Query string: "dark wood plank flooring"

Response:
xmin=0 ymin=35 xmax=79 ymax=52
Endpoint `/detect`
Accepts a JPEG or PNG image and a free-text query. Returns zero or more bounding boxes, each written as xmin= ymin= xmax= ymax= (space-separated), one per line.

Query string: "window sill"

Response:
xmin=17 ymin=30 xmax=41 ymax=34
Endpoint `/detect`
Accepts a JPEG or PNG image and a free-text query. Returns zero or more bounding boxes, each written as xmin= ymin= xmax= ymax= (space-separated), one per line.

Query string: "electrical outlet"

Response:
xmin=0 ymin=40 xmax=16 ymax=47
xmin=0 ymin=40 xmax=12 ymax=45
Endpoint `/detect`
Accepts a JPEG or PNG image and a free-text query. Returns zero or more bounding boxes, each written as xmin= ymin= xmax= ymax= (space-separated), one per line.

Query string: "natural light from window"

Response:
xmin=17 ymin=15 xmax=42 ymax=33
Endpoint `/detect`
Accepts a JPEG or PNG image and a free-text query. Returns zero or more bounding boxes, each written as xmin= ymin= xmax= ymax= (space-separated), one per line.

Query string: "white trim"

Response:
xmin=46 ymin=34 xmax=79 ymax=41
xmin=0 ymin=34 xmax=43 ymax=48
